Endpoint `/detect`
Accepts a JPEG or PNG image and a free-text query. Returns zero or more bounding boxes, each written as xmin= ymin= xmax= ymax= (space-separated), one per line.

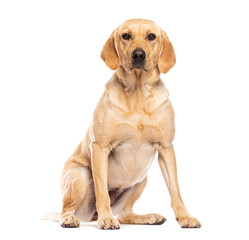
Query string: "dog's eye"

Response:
xmin=148 ymin=33 xmax=156 ymax=41
xmin=122 ymin=33 xmax=131 ymax=40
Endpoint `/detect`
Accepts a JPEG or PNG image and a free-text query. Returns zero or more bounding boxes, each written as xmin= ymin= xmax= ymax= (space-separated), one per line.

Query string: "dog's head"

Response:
xmin=101 ymin=19 xmax=176 ymax=74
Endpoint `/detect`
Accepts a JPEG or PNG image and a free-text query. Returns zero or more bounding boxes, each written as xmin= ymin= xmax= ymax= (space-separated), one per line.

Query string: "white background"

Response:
xmin=0 ymin=0 xmax=249 ymax=239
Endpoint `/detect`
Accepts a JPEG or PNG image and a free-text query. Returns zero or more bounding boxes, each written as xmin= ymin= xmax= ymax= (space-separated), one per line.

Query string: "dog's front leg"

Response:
xmin=157 ymin=144 xmax=201 ymax=228
xmin=91 ymin=142 xmax=120 ymax=230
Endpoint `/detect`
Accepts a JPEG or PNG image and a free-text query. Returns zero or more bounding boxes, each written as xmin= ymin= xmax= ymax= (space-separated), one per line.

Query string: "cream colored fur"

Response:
xmin=43 ymin=19 xmax=201 ymax=230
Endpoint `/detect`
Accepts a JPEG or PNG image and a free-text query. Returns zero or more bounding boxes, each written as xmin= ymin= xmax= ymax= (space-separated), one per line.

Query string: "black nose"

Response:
xmin=131 ymin=48 xmax=146 ymax=64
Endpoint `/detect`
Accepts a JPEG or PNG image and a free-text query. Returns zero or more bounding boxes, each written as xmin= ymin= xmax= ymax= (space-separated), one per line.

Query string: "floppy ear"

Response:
xmin=101 ymin=30 xmax=119 ymax=70
xmin=158 ymin=31 xmax=176 ymax=74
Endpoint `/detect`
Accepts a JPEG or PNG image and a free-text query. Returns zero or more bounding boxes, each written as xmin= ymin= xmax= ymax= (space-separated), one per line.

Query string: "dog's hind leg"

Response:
xmin=60 ymin=157 xmax=92 ymax=228
xmin=116 ymin=177 xmax=166 ymax=225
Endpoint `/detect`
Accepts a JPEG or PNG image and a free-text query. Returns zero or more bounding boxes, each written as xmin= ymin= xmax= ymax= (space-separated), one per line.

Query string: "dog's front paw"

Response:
xmin=98 ymin=218 xmax=120 ymax=230
xmin=60 ymin=215 xmax=80 ymax=228
xmin=176 ymin=216 xmax=201 ymax=228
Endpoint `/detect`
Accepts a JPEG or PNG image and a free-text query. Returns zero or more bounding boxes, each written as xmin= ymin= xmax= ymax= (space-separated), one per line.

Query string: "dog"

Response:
xmin=43 ymin=19 xmax=201 ymax=230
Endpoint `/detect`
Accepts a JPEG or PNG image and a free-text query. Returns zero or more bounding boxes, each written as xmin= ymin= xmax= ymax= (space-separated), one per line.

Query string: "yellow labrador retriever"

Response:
xmin=45 ymin=19 xmax=201 ymax=229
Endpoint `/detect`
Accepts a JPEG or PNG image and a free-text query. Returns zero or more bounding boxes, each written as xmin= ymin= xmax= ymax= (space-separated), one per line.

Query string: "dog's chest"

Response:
xmin=107 ymin=141 xmax=156 ymax=189
xmin=105 ymin=80 xmax=170 ymax=189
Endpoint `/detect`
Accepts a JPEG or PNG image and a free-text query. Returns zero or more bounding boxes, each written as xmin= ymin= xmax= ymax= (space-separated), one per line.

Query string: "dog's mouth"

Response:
xmin=130 ymin=64 xmax=148 ymax=72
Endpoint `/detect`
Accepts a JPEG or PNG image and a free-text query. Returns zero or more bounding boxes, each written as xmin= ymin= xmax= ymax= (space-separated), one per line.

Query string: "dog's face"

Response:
xmin=101 ymin=19 xmax=176 ymax=74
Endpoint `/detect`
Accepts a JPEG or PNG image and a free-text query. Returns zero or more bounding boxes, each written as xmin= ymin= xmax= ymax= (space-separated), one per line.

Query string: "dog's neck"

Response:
xmin=116 ymin=66 xmax=160 ymax=92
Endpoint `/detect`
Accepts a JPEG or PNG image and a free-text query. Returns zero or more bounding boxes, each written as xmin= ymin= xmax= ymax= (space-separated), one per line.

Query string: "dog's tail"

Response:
xmin=41 ymin=212 xmax=60 ymax=222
